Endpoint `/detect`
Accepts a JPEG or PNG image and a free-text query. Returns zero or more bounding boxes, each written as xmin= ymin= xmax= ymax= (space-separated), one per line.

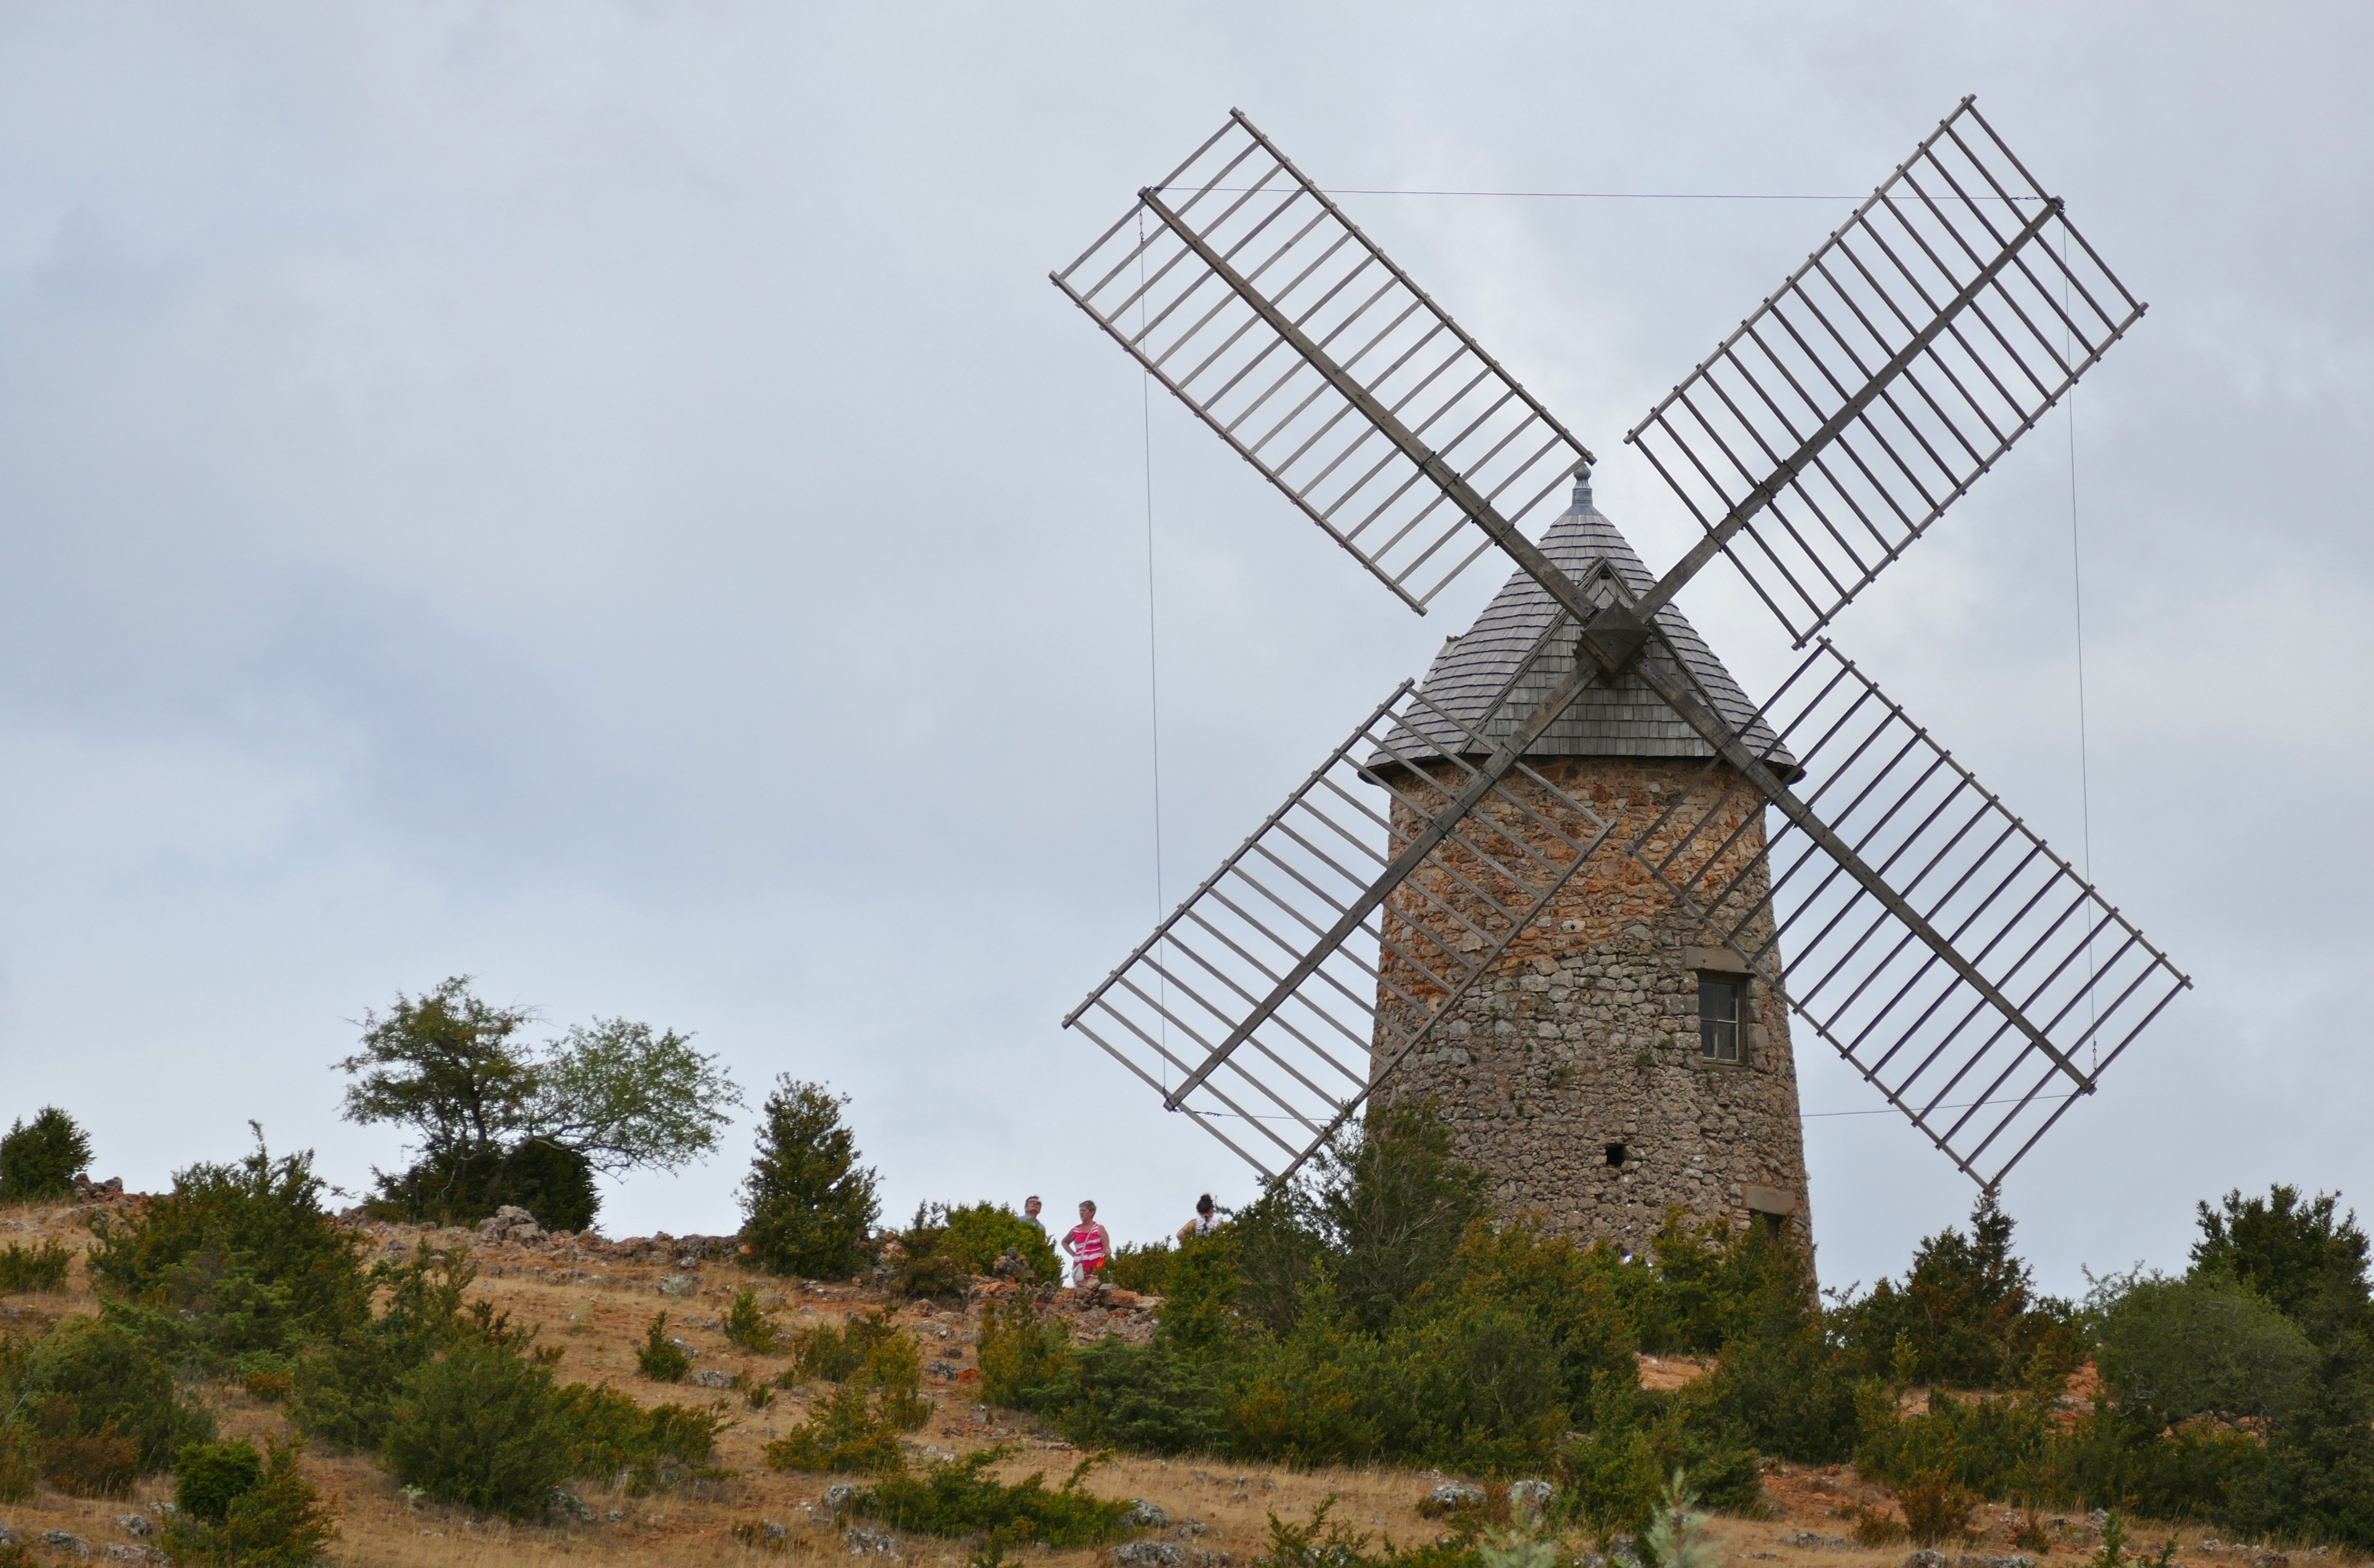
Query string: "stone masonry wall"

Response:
xmin=1371 ymin=756 xmax=1814 ymax=1262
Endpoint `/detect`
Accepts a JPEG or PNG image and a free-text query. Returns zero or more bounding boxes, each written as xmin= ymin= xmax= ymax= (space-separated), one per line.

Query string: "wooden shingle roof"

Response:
xmin=1387 ymin=472 xmax=1795 ymax=772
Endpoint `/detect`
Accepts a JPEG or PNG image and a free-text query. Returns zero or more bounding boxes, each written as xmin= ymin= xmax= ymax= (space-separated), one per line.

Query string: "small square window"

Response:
xmin=1697 ymin=976 xmax=1742 ymax=1062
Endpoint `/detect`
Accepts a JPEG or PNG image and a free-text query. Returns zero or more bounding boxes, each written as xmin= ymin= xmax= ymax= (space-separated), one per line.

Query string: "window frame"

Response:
xmin=1695 ymin=972 xmax=1745 ymax=1065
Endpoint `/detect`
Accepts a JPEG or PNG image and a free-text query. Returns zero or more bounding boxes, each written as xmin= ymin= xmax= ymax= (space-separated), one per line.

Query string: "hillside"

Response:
xmin=0 ymin=1195 xmax=2288 ymax=1568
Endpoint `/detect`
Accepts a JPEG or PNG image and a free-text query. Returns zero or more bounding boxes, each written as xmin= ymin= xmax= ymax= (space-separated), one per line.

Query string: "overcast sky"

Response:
xmin=2 ymin=2 xmax=2367 ymax=1297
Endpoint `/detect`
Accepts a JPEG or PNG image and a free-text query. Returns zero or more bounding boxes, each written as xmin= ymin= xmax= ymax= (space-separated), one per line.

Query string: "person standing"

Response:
xmin=1178 ymin=1193 xmax=1220 ymax=1241
xmin=1022 ymin=1196 xmax=1045 ymax=1235
xmin=1062 ymin=1199 xmax=1111 ymax=1286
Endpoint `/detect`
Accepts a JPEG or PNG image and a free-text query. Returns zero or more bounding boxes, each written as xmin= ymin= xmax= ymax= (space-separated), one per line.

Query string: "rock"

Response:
xmin=1166 ymin=1521 xmax=1211 ymax=1540
xmin=1190 ymin=1553 xmax=1233 ymax=1568
xmin=113 ymin=1515 xmax=152 ymax=1538
xmin=928 ymin=1361 xmax=964 ymax=1379
xmin=690 ymin=1369 xmax=736 ymax=1388
xmin=1779 ymin=1534 xmax=1850 ymax=1551
xmin=1113 ymin=1544 xmax=1190 ymax=1568
xmin=1129 ymin=1500 xmax=1171 ymax=1528
xmin=0 ymin=1526 xmax=15 ymax=1546
xmin=669 ymin=1336 xmax=700 ymax=1358
xmin=1425 ymin=1483 xmax=1487 ymax=1509
xmin=476 ymin=1205 xmax=539 ymax=1240
xmin=548 ymin=1488 xmax=596 ymax=1520
xmin=822 ymin=1484 xmax=862 ymax=1513
xmin=42 ymin=1531 xmax=93 ymax=1558
xmin=845 ymin=1526 xmax=903 ymax=1557
xmin=1905 ymin=1553 xmax=1948 ymax=1568
xmin=101 ymin=1548 xmax=158 ymax=1564
xmin=659 ymin=1273 xmax=703 ymax=1296
xmin=1509 ymin=1480 xmax=1554 ymax=1515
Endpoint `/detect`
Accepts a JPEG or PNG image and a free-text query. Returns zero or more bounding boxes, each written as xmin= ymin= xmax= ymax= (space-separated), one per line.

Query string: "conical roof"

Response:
xmin=1388 ymin=470 xmax=1796 ymax=773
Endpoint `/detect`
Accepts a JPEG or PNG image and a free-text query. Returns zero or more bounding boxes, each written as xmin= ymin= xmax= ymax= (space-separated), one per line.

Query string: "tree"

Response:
xmin=337 ymin=977 xmax=742 ymax=1230
xmin=741 ymin=1077 xmax=880 ymax=1279
xmin=0 ymin=1106 xmax=94 ymax=1202
xmin=2191 ymin=1185 xmax=2373 ymax=1344
xmin=2092 ymin=1269 xmax=2317 ymax=1425
xmin=1834 ymin=1191 xmax=2076 ymax=1388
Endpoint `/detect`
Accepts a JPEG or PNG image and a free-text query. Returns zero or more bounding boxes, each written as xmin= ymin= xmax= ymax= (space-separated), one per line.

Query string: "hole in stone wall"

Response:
xmin=1605 ymin=1143 xmax=1627 ymax=1167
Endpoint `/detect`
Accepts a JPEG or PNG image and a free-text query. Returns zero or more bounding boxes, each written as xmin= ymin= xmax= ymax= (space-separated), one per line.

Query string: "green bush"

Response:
xmin=1105 ymin=1240 xmax=1174 ymax=1296
xmin=1043 ymin=1339 xmax=1228 ymax=1454
xmin=849 ymin=1446 xmax=1138 ymax=1546
xmin=383 ymin=1333 xmax=574 ymax=1519
xmin=742 ymin=1078 xmax=880 ymax=1280
xmin=159 ymin=1436 xmax=337 ymax=1567
xmin=784 ymin=1309 xmax=905 ymax=1385
xmin=638 ymin=1311 xmax=692 ymax=1382
xmin=941 ymin=1202 xmax=1061 ymax=1286
xmin=2093 ymin=1270 xmax=2316 ymax=1424
xmin=0 ymin=1107 xmax=92 ymax=1203
xmin=289 ymin=1244 xmax=487 ymax=1453
xmin=546 ymin=1381 xmax=727 ymax=1495
xmin=2191 ymin=1186 xmax=2374 ymax=1345
xmin=4 ymin=1315 xmax=213 ymax=1476
xmin=87 ymin=1133 xmax=369 ymax=1366
xmin=764 ymin=1379 xmax=906 ymax=1475
xmin=366 ymin=1138 xmax=600 ymax=1232
xmin=0 ymin=1240 xmax=71 ymax=1294
xmin=1695 ymin=1328 xmax=1862 ymax=1464
xmin=1832 ymin=1193 xmax=2076 ymax=1390
xmin=724 ymin=1288 xmax=781 ymax=1352
xmin=176 ymin=1439 xmax=266 ymax=1522
xmin=1249 ymin=1499 xmax=1480 ymax=1568
xmin=1154 ymin=1227 xmax=1244 ymax=1360
xmin=978 ymin=1295 xmax=1074 ymax=1409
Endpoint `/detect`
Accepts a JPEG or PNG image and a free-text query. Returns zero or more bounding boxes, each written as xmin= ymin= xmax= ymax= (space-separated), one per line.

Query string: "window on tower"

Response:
xmin=1697 ymin=976 xmax=1742 ymax=1063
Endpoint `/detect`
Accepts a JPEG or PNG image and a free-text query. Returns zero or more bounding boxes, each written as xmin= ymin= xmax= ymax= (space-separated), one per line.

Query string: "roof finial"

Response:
xmin=1572 ymin=459 xmax=1595 ymax=512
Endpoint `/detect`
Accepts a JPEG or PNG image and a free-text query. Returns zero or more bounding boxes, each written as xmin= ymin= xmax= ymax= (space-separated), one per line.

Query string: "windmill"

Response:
xmin=1051 ymin=99 xmax=2188 ymax=1248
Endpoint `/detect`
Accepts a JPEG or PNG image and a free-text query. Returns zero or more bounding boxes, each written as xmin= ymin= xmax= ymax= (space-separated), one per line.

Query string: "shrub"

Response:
xmin=767 ymin=1324 xmax=930 ymax=1473
xmin=547 ymin=1382 xmax=728 ymax=1495
xmin=886 ymin=1206 xmax=974 ymax=1303
xmin=850 ymin=1446 xmax=1138 ymax=1546
xmin=9 ymin=1316 xmax=213 ymax=1475
xmin=289 ymin=1244 xmax=485 ymax=1453
xmin=978 ymin=1295 xmax=1073 ymax=1409
xmin=1696 ymin=1327 xmax=1861 ymax=1464
xmin=159 ymin=1436 xmax=338 ymax=1567
xmin=0 ymin=1240 xmax=71 ymax=1294
xmin=366 ymin=1138 xmax=600 ymax=1232
xmin=764 ymin=1379 xmax=906 ymax=1475
xmin=1627 ymin=1209 xmax=1811 ymax=1356
xmin=1833 ymin=1193 xmax=2077 ymax=1390
xmin=0 ymin=1107 xmax=91 ymax=1203
xmin=1042 ymin=1339 xmax=1228 ymax=1454
xmin=177 ymin=1439 xmax=266 ymax=1521
xmin=0 ymin=1420 xmax=35 ymax=1503
xmin=1896 ymin=1469 xmax=1978 ymax=1547
xmin=1154 ymin=1227 xmax=1245 ymax=1360
xmin=1644 ymin=1470 xmax=1722 ymax=1568
xmin=638 ymin=1311 xmax=692 ymax=1382
xmin=725 ymin=1288 xmax=781 ymax=1352
xmin=784 ymin=1309 xmax=904 ymax=1385
xmin=941 ymin=1203 xmax=1060 ymax=1287
xmin=383 ymin=1333 xmax=572 ymax=1519
xmin=1235 ymin=1100 xmax=1489 ymax=1336
xmin=2093 ymin=1270 xmax=2316 ymax=1424
xmin=87 ymin=1132 xmax=369 ymax=1366
xmin=2191 ymin=1186 xmax=2374 ymax=1345
xmin=1105 ymin=1240 xmax=1174 ymax=1296
xmin=742 ymin=1077 xmax=880 ymax=1279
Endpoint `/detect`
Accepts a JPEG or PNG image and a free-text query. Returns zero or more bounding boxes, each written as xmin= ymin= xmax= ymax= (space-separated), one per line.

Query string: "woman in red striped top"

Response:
xmin=1062 ymin=1200 xmax=1111 ymax=1286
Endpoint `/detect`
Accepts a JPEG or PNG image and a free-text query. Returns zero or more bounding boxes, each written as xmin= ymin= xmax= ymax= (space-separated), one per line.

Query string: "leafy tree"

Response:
xmin=337 ymin=977 xmax=742 ymax=1229
xmin=2191 ymin=1185 xmax=2373 ymax=1344
xmin=0 ymin=1107 xmax=93 ymax=1202
xmin=2092 ymin=1269 xmax=2316 ymax=1424
xmin=741 ymin=1077 xmax=880 ymax=1279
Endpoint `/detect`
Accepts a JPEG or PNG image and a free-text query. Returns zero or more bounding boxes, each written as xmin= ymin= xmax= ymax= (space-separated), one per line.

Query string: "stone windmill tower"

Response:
xmin=1372 ymin=465 xmax=1810 ymax=1251
xmin=1056 ymin=102 xmax=2191 ymax=1249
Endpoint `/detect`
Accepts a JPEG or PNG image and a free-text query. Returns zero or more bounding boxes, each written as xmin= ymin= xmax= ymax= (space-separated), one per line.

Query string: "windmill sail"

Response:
xmin=1629 ymin=640 xmax=2189 ymax=1186
xmin=1626 ymin=97 xmax=2147 ymax=645
xmin=1063 ymin=661 xmax=1616 ymax=1180
xmin=1051 ymin=110 xmax=1590 ymax=614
